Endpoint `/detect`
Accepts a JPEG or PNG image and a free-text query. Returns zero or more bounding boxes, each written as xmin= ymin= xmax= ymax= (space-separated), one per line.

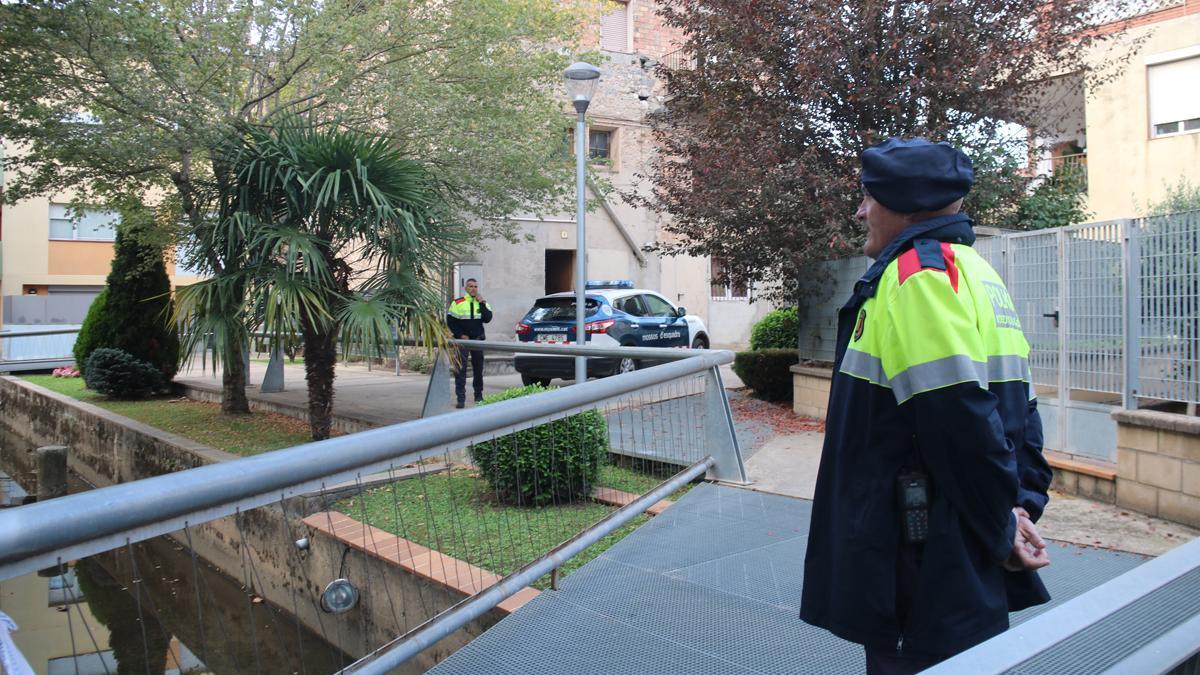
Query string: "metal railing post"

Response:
xmin=261 ymin=345 xmax=284 ymax=393
xmin=420 ymin=350 xmax=454 ymax=418
xmin=1123 ymin=218 xmax=1142 ymax=410
xmin=703 ymin=366 xmax=747 ymax=483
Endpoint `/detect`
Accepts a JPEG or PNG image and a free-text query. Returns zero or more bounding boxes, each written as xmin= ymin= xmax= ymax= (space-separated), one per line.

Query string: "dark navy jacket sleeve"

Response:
xmin=904 ymin=384 xmax=1019 ymax=563
xmin=1016 ymin=397 xmax=1052 ymax=521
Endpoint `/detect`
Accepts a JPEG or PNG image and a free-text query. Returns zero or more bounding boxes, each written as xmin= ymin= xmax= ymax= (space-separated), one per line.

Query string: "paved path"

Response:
xmin=175 ymin=360 xmax=1198 ymax=556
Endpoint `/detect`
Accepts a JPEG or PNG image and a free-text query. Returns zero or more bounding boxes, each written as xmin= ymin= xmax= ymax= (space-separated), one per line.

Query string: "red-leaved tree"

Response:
xmin=634 ymin=0 xmax=1141 ymax=306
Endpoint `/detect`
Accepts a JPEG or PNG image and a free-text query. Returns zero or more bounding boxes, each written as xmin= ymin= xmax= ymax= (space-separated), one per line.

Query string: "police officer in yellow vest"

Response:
xmin=800 ymin=138 xmax=1054 ymax=674
xmin=447 ymin=278 xmax=493 ymax=408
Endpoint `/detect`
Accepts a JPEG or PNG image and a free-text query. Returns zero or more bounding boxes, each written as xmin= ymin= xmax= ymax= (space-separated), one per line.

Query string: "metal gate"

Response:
xmin=804 ymin=211 xmax=1200 ymax=465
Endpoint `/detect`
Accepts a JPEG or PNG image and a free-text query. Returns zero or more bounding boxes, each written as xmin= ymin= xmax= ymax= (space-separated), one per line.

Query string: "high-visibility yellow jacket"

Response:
xmin=447 ymin=294 xmax=492 ymax=339
xmin=800 ymin=213 xmax=1052 ymax=658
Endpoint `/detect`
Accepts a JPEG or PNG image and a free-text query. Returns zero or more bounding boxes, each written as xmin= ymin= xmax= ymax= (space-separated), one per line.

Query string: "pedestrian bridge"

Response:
xmin=433 ymin=482 xmax=1156 ymax=674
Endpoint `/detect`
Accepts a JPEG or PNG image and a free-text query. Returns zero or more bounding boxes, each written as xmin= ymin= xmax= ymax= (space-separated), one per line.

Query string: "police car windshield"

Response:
xmin=529 ymin=297 xmax=600 ymax=321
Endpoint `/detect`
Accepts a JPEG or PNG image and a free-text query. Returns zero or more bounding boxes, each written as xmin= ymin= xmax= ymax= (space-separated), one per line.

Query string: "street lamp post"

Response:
xmin=564 ymin=62 xmax=600 ymax=385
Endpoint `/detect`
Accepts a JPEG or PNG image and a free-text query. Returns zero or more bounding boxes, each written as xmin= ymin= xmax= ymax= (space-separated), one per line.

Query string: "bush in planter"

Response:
xmin=749 ymin=307 xmax=799 ymax=350
xmin=73 ymin=288 xmax=114 ymax=378
xmin=732 ymin=349 xmax=799 ymax=402
xmin=468 ymin=384 xmax=608 ymax=506
xmin=84 ymin=348 xmax=164 ymax=399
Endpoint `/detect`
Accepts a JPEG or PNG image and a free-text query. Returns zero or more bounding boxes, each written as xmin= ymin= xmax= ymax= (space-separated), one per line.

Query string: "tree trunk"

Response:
xmin=222 ymin=339 xmax=250 ymax=414
xmin=302 ymin=321 xmax=338 ymax=441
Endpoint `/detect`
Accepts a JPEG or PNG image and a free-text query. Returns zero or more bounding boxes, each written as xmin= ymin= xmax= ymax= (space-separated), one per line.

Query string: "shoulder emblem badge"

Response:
xmin=853 ymin=308 xmax=867 ymax=342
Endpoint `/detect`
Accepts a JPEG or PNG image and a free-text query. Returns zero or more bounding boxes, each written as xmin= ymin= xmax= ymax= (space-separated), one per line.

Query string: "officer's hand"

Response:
xmin=1004 ymin=507 xmax=1050 ymax=572
xmin=475 ymin=294 xmax=486 ymax=304
xmin=460 ymin=334 xmax=469 ymax=340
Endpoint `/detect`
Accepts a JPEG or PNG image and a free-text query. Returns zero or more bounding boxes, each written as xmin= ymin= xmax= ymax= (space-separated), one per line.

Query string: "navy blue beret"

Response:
xmin=861 ymin=137 xmax=974 ymax=213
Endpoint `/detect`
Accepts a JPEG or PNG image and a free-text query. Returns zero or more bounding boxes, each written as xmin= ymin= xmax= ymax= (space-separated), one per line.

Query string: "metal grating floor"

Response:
xmin=430 ymin=483 xmax=1149 ymax=674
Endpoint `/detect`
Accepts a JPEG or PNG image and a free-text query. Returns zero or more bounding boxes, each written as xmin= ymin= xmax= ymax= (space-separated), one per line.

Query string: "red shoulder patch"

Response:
xmin=453 ymin=296 xmax=466 ymax=303
xmin=896 ymin=244 xmax=959 ymax=292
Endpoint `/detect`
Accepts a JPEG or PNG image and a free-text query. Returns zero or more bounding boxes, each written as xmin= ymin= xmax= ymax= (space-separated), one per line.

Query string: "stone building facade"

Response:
xmin=458 ymin=0 xmax=772 ymax=349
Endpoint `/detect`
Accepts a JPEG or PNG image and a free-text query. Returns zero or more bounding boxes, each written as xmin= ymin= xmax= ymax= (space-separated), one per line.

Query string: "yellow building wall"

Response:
xmin=1085 ymin=13 xmax=1200 ymax=220
xmin=48 ymin=240 xmax=116 ymax=276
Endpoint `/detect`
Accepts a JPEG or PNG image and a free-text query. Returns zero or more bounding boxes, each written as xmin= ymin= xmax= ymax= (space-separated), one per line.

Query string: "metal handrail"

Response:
xmin=925 ymin=535 xmax=1200 ymax=674
xmin=0 ymin=328 xmax=82 ymax=338
xmin=0 ymin=349 xmax=736 ymax=581
xmin=449 ymin=338 xmax=706 ymax=360
xmin=344 ymin=457 xmax=715 ymax=674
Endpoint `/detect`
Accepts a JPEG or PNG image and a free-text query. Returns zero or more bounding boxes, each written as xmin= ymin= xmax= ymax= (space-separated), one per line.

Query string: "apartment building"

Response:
xmin=462 ymin=0 xmax=773 ymax=349
xmin=0 ymin=143 xmax=201 ymax=330
xmin=1029 ymin=0 xmax=1200 ymax=220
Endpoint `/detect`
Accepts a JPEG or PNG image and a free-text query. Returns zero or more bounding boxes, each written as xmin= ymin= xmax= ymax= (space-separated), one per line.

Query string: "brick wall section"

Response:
xmin=1045 ymin=450 xmax=1117 ymax=503
xmin=791 ymin=365 xmax=833 ymax=420
xmin=632 ymin=0 xmax=684 ymax=59
xmin=1113 ymin=409 xmax=1200 ymax=528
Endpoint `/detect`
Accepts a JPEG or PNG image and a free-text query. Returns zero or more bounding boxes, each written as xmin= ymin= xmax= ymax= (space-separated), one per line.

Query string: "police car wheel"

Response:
xmin=691 ymin=336 xmax=708 ymax=349
xmin=521 ymin=374 xmax=551 ymax=387
xmin=616 ymin=357 xmax=637 ymax=375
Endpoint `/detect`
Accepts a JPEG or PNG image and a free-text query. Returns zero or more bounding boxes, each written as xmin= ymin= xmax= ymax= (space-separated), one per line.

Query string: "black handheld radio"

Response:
xmin=896 ymin=472 xmax=930 ymax=544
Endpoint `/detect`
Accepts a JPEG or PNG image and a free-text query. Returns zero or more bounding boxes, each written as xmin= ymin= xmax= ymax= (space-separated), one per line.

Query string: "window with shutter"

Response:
xmin=600 ymin=1 xmax=628 ymax=52
xmin=1148 ymin=54 xmax=1200 ymax=138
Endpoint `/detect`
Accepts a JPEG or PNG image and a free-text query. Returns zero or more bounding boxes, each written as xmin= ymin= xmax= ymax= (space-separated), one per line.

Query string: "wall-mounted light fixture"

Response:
xmin=320 ymin=578 xmax=359 ymax=614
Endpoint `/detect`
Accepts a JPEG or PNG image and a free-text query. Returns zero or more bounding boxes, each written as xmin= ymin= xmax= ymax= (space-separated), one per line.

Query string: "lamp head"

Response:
xmin=564 ymin=62 xmax=601 ymax=113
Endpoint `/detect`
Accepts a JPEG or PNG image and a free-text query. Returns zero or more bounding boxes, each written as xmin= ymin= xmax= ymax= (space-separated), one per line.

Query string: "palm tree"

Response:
xmin=232 ymin=119 xmax=461 ymax=439
xmin=174 ymin=153 xmax=258 ymax=415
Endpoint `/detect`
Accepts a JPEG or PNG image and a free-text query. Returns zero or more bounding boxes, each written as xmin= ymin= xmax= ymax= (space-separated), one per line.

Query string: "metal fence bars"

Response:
xmin=800 ymin=210 xmax=1200 ymax=463
xmin=0 ymin=346 xmax=745 ymax=672
xmin=0 ymin=326 xmax=80 ymax=372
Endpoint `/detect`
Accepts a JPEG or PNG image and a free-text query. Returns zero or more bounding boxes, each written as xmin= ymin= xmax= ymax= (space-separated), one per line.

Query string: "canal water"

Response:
xmin=0 ymin=424 xmax=351 ymax=674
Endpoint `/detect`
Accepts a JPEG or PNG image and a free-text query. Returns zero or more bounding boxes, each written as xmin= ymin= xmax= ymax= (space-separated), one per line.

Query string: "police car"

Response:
xmin=514 ymin=280 xmax=709 ymax=386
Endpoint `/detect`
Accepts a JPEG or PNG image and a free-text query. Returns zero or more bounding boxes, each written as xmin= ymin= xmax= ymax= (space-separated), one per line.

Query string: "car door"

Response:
xmin=609 ymin=295 xmax=646 ymax=345
xmin=638 ymin=293 xmax=689 ymax=349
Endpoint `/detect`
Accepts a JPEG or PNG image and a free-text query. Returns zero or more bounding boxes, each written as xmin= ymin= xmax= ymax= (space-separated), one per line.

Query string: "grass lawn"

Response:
xmin=334 ymin=464 xmax=694 ymax=589
xmin=22 ymin=375 xmax=315 ymax=457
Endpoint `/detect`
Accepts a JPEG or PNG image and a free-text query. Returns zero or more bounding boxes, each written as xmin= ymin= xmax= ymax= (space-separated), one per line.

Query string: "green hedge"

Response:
xmin=732 ymin=349 xmax=799 ymax=401
xmin=749 ymin=307 xmax=799 ymax=350
xmin=468 ymin=384 xmax=608 ymax=506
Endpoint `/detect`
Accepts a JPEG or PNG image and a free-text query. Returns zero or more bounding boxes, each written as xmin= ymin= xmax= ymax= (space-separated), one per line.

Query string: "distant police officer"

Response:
xmin=800 ymin=138 xmax=1053 ymax=674
xmin=446 ymin=278 xmax=493 ymax=408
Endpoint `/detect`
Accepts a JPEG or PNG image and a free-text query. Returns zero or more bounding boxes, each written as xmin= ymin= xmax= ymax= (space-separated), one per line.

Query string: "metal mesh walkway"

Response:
xmin=430 ymin=483 xmax=1148 ymax=674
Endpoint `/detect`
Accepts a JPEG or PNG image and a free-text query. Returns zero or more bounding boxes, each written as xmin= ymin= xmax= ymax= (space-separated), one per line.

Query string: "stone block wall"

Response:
xmin=1113 ymin=409 xmax=1200 ymax=528
xmin=791 ymin=365 xmax=833 ymax=420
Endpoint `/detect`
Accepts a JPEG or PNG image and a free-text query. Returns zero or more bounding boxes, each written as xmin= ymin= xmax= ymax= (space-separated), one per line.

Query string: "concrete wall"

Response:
xmin=791 ymin=365 xmax=833 ymax=421
xmin=0 ymin=376 xmax=504 ymax=669
xmin=1084 ymin=11 xmax=1200 ymax=219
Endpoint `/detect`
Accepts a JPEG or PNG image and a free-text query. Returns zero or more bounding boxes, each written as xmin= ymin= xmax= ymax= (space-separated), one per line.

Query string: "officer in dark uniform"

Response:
xmin=800 ymin=138 xmax=1053 ymax=674
xmin=446 ymin=278 xmax=492 ymax=408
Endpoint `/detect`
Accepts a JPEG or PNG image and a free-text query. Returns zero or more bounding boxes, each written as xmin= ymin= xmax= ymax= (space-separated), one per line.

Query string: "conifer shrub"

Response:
xmin=102 ymin=203 xmax=180 ymax=382
xmin=468 ymin=384 xmax=608 ymax=506
xmin=84 ymin=348 xmax=164 ymax=399
xmin=73 ymin=288 xmax=113 ymax=378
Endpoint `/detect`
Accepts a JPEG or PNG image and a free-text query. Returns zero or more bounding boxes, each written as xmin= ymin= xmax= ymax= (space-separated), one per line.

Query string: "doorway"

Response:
xmin=545 ymin=250 xmax=575 ymax=295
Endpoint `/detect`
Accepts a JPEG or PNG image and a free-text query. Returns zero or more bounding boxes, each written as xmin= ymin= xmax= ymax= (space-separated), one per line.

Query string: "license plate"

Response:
xmin=536 ymin=333 xmax=567 ymax=343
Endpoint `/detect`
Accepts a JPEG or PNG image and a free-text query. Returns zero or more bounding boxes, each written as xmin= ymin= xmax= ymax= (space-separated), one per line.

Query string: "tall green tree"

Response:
xmin=74 ymin=200 xmax=180 ymax=381
xmin=179 ymin=120 xmax=460 ymax=440
xmin=1 ymin=0 xmax=595 ymax=411
xmin=636 ymin=0 xmax=1138 ymax=304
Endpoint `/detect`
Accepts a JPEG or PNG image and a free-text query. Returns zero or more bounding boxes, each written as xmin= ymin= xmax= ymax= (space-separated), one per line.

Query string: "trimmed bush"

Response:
xmin=468 ymin=384 xmax=608 ymax=506
xmin=84 ymin=348 xmax=164 ymax=399
xmin=732 ymin=349 xmax=799 ymax=401
xmin=749 ymin=307 xmax=799 ymax=350
xmin=73 ymin=288 xmax=113 ymax=378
